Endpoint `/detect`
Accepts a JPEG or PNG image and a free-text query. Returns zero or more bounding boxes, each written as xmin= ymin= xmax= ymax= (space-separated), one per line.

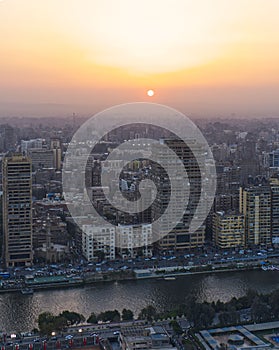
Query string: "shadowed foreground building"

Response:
xmin=2 ymin=154 xmax=33 ymax=267
xmin=152 ymin=138 xmax=206 ymax=251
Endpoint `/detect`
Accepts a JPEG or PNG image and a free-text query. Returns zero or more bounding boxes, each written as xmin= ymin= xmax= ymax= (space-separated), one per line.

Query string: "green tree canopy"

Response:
xmin=59 ymin=311 xmax=85 ymax=325
xmin=87 ymin=312 xmax=98 ymax=324
xmin=138 ymin=305 xmax=157 ymax=322
xmin=122 ymin=309 xmax=134 ymax=321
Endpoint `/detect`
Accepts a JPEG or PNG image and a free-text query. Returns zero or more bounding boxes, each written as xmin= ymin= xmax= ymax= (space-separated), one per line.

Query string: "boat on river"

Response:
xmin=21 ymin=288 xmax=34 ymax=295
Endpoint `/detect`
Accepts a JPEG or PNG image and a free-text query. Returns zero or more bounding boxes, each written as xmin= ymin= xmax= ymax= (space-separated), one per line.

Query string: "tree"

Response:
xmin=215 ymin=300 xmax=225 ymax=312
xmin=219 ymin=310 xmax=240 ymax=326
xmin=97 ymin=310 xmax=121 ymax=323
xmin=38 ymin=312 xmax=55 ymax=335
xmin=95 ymin=250 xmax=105 ymax=262
xmin=251 ymin=296 xmax=270 ymax=322
xmin=138 ymin=305 xmax=157 ymax=322
xmin=59 ymin=311 xmax=85 ymax=325
xmin=87 ymin=312 xmax=98 ymax=324
xmin=170 ymin=320 xmax=183 ymax=335
xmin=269 ymin=289 xmax=279 ymax=318
xmin=122 ymin=309 xmax=134 ymax=321
xmin=38 ymin=312 xmax=67 ymax=336
xmin=185 ymin=299 xmax=215 ymax=329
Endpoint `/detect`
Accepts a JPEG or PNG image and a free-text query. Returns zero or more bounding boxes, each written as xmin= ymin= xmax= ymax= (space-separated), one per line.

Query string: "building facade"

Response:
xmin=116 ymin=224 xmax=153 ymax=258
xmin=239 ymin=186 xmax=271 ymax=247
xmin=82 ymin=224 xmax=116 ymax=261
xmin=152 ymin=138 xmax=205 ymax=251
xmin=2 ymin=154 xmax=33 ymax=267
xmin=270 ymin=176 xmax=279 ymax=245
xmin=213 ymin=211 xmax=244 ymax=249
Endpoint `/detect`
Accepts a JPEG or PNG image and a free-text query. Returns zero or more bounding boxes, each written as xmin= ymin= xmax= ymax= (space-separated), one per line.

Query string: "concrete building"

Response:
xmin=119 ymin=325 xmax=175 ymax=350
xmin=29 ymin=149 xmax=54 ymax=170
xmin=35 ymin=215 xmax=68 ymax=263
xmin=117 ymin=224 xmax=153 ymax=258
xmin=268 ymin=149 xmax=279 ymax=168
xmin=2 ymin=154 xmax=33 ymax=267
xmin=50 ymin=139 xmax=62 ymax=171
xmin=239 ymin=186 xmax=271 ymax=247
xmin=21 ymin=139 xmax=43 ymax=153
xmin=152 ymin=138 xmax=205 ymax=251
xmin=213 ymin=211 xmax=245 ymax=249
xmin=270 ymin=176 xmax=279 ymax=245
xmin=82 ymin=224 xmax=115 ymax=261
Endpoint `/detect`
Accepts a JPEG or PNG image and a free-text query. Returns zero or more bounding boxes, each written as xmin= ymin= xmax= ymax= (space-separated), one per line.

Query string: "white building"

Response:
xmin=21 ymin=138 xmax=43 ymax=153
xmin=117 ymin=224 xmax=153 ymax=258
xmin=82 ymin=225 xmax=116 ymax=261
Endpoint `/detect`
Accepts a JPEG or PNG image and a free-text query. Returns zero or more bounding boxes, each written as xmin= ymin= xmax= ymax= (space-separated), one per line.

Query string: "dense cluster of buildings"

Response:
xmin=1 ymin=119 xmax=279 ymax=267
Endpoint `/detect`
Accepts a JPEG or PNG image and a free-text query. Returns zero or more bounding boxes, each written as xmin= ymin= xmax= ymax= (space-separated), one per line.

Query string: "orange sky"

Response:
xmin=0 ymin=0 xmax=279 ymax=117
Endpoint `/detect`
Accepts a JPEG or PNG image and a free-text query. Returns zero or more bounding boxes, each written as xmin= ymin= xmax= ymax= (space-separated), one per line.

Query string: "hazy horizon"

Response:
xmin=1 ymin=0 xmax=279 ymax=117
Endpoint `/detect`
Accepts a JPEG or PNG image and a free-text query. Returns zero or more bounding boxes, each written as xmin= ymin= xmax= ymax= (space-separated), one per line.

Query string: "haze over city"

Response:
xmin=0 ymin=0 xmax=279 ymax=117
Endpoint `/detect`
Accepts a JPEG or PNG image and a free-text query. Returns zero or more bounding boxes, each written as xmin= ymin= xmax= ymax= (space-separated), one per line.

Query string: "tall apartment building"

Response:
xmin=239 ymin=186 xmax=271 ymax=247
xmin=213 ymin=211 xmax=244 ymax=249
xmin=116 ymin=224 xmax=153 ymax=258
xmin=268 ymin=149 xmax=279 ymax=168
xmin=2 ymin=154 xmax=33 ymax=267
xmin=50 ymin=139 xmax=62 ymax=171
xmin=152 ymin=138 xmax=205 ymax=251
xmin=82 ymin=224 xmax=116 ymax=261
xmin=270 ymin=176 xmax=279 ymax=245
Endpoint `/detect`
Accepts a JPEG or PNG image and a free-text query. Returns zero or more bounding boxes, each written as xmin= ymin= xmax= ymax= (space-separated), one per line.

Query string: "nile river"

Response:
xmin=1 ymin=270 xmax=279 ymax=332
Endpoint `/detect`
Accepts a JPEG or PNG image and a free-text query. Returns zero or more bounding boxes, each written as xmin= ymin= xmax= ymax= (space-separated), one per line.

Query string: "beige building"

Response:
xmin=2 ymin=154 xmax=33 ymax=267
xmin=50 ymin=139 xmax=62 ymax=171
xmin=239 ymin=186 xmax=271 ymax=247
xmin=213 ymin=211 xmax=244 ymax=249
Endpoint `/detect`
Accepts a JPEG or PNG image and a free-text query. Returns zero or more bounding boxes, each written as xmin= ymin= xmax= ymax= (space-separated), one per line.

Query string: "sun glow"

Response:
xmin=59 ymin=0 xmax=246 ymax=74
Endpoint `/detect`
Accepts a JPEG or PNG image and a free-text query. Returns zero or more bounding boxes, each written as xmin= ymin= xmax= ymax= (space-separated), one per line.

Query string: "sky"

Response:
xmin=0 ymin=0 xmax=279 ymax=117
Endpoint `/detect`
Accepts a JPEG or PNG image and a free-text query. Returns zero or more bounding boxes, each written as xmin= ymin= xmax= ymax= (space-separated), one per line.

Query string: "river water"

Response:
xmin=0 ymin=270 xmax=279 ymax=333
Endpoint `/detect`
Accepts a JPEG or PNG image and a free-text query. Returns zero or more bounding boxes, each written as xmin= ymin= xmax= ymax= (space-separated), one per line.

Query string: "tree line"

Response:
xmin=38 ymin=288 xmax=279 ymax=335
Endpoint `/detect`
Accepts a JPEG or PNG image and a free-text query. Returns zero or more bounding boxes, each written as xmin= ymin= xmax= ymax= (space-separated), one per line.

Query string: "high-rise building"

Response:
xmin=213 ymin=211 xmax=244 ymax=249
xmin=2 ymin=154 xmax=33 ymax=267
xmin=268 ymin=149 xmax=279 ymax=168
xmin=152 ymin=138 xmax=205 ymax=251
xmin=50 ymin=139 xmax=62 ymax=171
xmin=239 ymin=185 xmax=271 ymax=247
xmin=270 ymin=176 xmax=279 ymax=245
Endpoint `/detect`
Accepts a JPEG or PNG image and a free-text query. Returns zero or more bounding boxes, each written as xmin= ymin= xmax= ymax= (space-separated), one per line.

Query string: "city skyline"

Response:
xmin=0 ymin=0 xmax=279 ymax=116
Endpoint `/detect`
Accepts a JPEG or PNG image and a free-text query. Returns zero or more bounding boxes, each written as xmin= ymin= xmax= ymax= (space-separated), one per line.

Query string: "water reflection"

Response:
xmin=0 ymin=270 xmax=278 ymax=332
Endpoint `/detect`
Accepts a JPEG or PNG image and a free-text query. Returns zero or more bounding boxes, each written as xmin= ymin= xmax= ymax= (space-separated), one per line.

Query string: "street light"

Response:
xmin=78 ymin=329 xmax=83 ymax=333
xmin=51 ymin=332 xmax=56 ymax=337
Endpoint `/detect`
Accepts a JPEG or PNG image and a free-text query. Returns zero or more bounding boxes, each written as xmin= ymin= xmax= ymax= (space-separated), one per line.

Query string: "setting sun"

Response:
xmin=147 ymin=90 xmax=155 ymax=97
xmin=0 ymin=0 xmax=279 ymax=115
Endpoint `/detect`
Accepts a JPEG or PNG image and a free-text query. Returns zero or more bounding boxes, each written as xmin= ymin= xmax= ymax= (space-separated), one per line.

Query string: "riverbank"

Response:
xmin=0 ymin=262 xmax=269 ymax=295
xmin=1 ymin=269 xmax=279 ymax=333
